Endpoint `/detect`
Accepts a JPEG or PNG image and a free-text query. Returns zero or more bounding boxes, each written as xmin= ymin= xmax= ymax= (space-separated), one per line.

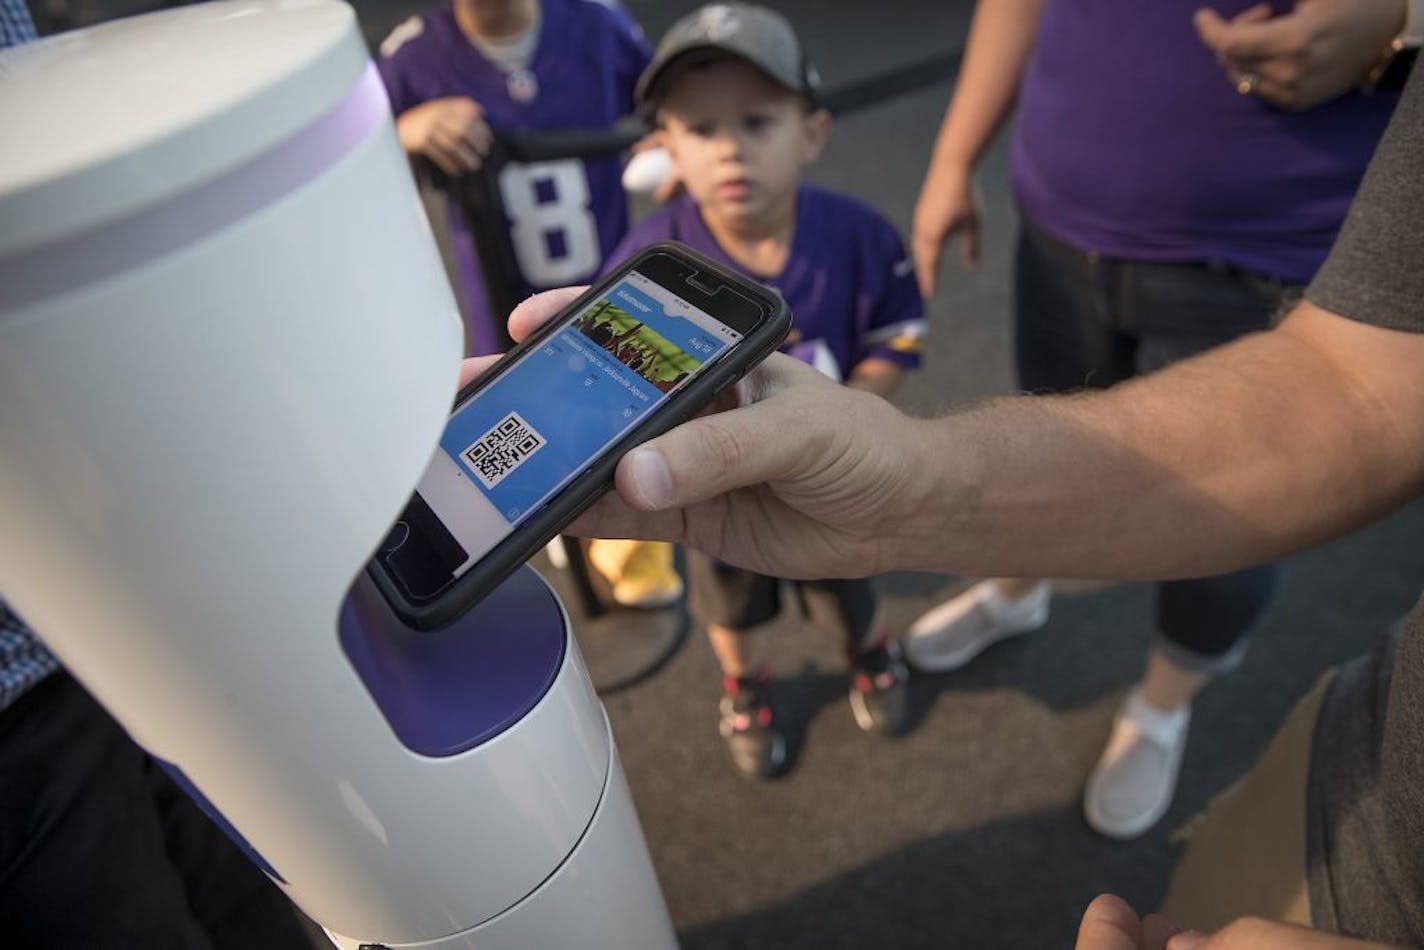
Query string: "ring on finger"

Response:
xmin=1235 ymin=71 xmax=1261 ymax=96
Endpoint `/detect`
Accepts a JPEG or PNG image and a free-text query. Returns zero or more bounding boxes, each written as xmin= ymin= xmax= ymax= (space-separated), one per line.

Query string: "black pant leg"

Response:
xmin=1014 ymin=213 xmax=1136 ymax=393
xmin=146 ymin=760 xmax=316 ymax=950
xmin=797 ymin=579 xmax=878 ymax=654
xmin=0 ymin=673 xmax=312 ymax=950
xmin=1157 ymin=566 xmax=1281 ymax=662
xmin=0 ymin=673 xmax=212 ymax=949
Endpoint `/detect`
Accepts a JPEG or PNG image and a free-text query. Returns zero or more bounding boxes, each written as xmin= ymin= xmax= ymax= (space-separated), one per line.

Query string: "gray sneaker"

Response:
xmin=902 ymin=581 xmax=1051 ymax=672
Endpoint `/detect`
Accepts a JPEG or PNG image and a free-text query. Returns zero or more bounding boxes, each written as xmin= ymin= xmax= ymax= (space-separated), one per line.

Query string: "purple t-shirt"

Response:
xmin=379 ymin=0 xmax=650 ymax=355
xmin=605 ymin=185 xmax=925 ymax=381
xmin=1010 ymin=0 xmax=1398 ymax=283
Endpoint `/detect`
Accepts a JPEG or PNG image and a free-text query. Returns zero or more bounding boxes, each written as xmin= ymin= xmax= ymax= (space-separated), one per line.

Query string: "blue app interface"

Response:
xmin=421 ymin=272 xmax=741 ymax=568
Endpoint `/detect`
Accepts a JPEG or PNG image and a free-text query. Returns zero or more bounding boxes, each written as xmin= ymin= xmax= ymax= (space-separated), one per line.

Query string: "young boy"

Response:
xmin=603 ymin=3 xmax=926 ymax=778
xmin=378 ymin=0 xmax=650 ymax=358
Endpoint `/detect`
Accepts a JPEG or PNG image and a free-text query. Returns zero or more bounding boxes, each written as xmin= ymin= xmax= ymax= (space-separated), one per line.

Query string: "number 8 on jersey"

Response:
xmin=498 ymin=159 xmax=601 ymax=285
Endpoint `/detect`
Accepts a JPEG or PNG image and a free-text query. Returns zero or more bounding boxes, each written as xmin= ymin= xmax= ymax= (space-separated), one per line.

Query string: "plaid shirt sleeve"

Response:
xmin=1 ymin=0 xmax=37 ymax=47
xmin=0 ymin=601 xmax=59 ymax=711
xmin=1 ymin=4 xmax=58 ymax=712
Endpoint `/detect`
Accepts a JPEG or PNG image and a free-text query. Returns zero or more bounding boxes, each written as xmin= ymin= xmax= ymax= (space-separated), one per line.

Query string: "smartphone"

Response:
xmin=368 ymin=242 xmax=792 ymax=630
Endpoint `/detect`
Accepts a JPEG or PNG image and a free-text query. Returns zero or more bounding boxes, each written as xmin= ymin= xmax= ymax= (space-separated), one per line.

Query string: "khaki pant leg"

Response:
xmin=1160 ymin=670 xmax=1335 ymax=931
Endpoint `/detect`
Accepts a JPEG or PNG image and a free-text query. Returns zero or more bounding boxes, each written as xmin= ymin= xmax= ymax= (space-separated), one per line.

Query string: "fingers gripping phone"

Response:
xmin=368 ymin=243 xmax=792 ymax=630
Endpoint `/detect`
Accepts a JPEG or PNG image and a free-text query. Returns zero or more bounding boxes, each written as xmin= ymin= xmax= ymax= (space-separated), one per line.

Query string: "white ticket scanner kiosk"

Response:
xmin=0 ymin=2 xmax=674 ymax=946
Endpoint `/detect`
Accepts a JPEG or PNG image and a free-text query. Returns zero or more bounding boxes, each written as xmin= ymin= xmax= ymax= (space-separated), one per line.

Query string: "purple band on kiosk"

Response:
xmin=0 ymin=63 xmax=390 ymax=312
xmin=340 ymin=567 xmax=568 ymax=758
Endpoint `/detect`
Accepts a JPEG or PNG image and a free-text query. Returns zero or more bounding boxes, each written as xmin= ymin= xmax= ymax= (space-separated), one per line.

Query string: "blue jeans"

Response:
xmin=1014 ymin=213 xmax=1299 ymax=672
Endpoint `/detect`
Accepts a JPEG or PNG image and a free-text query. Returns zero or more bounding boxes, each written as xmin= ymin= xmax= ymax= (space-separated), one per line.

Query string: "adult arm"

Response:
xmin=912 ymin=0 xmax=1046 ymax=291
xmin=556 ymin=300 xmax=1424 ymax=581
xmin=907 ymin=302 xmax=1424 ymax=580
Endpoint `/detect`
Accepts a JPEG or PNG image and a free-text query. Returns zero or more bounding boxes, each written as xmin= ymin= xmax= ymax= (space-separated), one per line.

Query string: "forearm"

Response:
xmin=928 ymin=0 xmax=1046 ymax=171
xmin=902 ymin=305 xmax=1424 ymax=579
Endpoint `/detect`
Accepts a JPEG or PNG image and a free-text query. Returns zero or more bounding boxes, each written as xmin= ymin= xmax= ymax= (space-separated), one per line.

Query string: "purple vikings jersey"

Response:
xmin=606 ymin=185 xmax=924 ymax=380
xmin=379 ymin=0 xmax=650 ymax=355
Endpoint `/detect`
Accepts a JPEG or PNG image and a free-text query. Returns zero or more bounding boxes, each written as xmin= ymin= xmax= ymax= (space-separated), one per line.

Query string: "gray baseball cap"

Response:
xmin=635 ymin=3 xmax=821 ymax=108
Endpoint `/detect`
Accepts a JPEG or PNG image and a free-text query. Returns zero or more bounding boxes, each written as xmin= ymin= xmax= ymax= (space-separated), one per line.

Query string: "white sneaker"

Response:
xmin=901 ymin=581 xmax=1051 ymax=672
xmin=1083 ymin=690 xmax=1191 ymax=840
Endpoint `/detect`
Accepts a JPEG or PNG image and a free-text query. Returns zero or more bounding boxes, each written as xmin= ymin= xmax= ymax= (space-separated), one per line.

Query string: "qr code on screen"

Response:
xmin=463 ymin=412 xmax=546 ymax=488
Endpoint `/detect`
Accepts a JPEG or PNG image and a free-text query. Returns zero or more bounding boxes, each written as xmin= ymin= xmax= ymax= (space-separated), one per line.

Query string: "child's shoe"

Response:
xmin=719 ymin=670 xmax=788 ymax=779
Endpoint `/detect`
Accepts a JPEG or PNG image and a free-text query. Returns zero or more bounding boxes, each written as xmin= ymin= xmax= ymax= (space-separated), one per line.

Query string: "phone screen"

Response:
xmin=376 ymin=268 xmax=745 ymax=603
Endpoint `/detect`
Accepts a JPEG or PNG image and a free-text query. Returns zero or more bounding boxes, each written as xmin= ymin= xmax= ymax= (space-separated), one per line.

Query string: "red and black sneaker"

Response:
xmin=848 ymin=633 xmax=911 ymax=736
xmin=718 ymin=670 xmax=789 ymax=780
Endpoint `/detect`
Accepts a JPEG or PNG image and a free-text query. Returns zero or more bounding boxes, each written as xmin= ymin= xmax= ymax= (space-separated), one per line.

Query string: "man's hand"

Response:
xmin=476 ymin=287 xmax=1424 ymax=586
xmin=395 ymin=96 xmax=493 ymax=176
xmin=1194 ymin=0 xmax=1406 ymax=110
xmin=1073 ymin=894 xmax=1397 ymax=950
xmin=912 ymin=159 xmax=980 ymax=297
xmin=1075 ymin=895 xmax=1181 ymax=950
xmin=494 ymin=288 xmax=939 ymax=579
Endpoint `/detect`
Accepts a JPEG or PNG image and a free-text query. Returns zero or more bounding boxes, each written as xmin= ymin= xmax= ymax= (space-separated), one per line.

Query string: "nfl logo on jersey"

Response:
xmin=506 ymin=67 xmax=539 ymax=103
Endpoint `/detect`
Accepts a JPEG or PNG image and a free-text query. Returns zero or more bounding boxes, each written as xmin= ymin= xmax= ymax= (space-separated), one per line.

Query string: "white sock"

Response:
xmin=1121 ymin=688 xmax=1190 ymax=747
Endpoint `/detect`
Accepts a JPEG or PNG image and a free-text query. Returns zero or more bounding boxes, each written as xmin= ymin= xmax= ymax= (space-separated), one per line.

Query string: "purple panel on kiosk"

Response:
xmin=339 ymin=566 xmax=567 ymax=757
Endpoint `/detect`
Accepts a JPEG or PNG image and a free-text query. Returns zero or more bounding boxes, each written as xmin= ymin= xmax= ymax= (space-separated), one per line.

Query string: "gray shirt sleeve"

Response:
xmin=1303 ymin=62 xmax=1424 ymax=946
xmin=1307 ymin=67 xmax=1424 ymax=333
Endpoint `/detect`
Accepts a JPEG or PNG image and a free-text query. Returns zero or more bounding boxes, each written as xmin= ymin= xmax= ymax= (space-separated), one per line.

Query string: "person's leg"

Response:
xmin=1159 ymin=671 xmax=1331 ymax=930
xmin=686 ymin=552 xmax=788 ymax=779
xmin=1085 ymin=567 xmax=1280 ymax=838
xmin=1085 ymin=263 xmax=1295 ymax=838
xmin=801 ymin=579 xmax=910 ymax=736
xmin=147 ymin=759 xmax=316 ymax=950
xmin=0 ymin=673 xmax=310 ymax=949
xmin=1149 ymin=565 xmax=1281 ymax=701
xmin=905 ymin=213 xmax=1129 ymax=671
xmin=706 ymin=622 xmax=753 ymax=678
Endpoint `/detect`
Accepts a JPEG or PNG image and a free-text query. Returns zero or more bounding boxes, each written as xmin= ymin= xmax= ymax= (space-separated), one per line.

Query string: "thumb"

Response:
xmin=1076 ymin=894 xmax=1143 ymax=950
xmin=615 ymin=395 xmax=819 ymax=510
xmin=613 ymin=357 xmax=831 ymax=510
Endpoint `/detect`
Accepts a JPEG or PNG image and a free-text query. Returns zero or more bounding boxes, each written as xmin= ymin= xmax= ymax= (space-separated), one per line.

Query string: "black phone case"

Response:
xmin=369 ymin=242 xmax=793 ymax=630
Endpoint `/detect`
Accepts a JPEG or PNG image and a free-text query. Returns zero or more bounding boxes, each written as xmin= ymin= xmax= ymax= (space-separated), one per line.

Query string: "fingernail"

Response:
xmin=627 ymin=448 xmax=674 ymax=509
xmin=1168 ymin=932 xmax=1208 ymax=950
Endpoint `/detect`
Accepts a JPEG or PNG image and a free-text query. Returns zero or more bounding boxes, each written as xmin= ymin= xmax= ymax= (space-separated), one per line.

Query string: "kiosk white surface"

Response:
xmin=0 ymin=2 xmax=674 ymax=946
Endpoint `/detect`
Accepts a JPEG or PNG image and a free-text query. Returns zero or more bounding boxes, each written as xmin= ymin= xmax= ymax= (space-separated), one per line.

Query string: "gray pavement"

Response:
xmin=350 ymin=2 xmax=1424 ymax=945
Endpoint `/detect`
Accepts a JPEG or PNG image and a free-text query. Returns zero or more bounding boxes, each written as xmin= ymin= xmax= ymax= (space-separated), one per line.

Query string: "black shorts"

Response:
xmin=686 ymin=551 xmax=876 ymax=646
